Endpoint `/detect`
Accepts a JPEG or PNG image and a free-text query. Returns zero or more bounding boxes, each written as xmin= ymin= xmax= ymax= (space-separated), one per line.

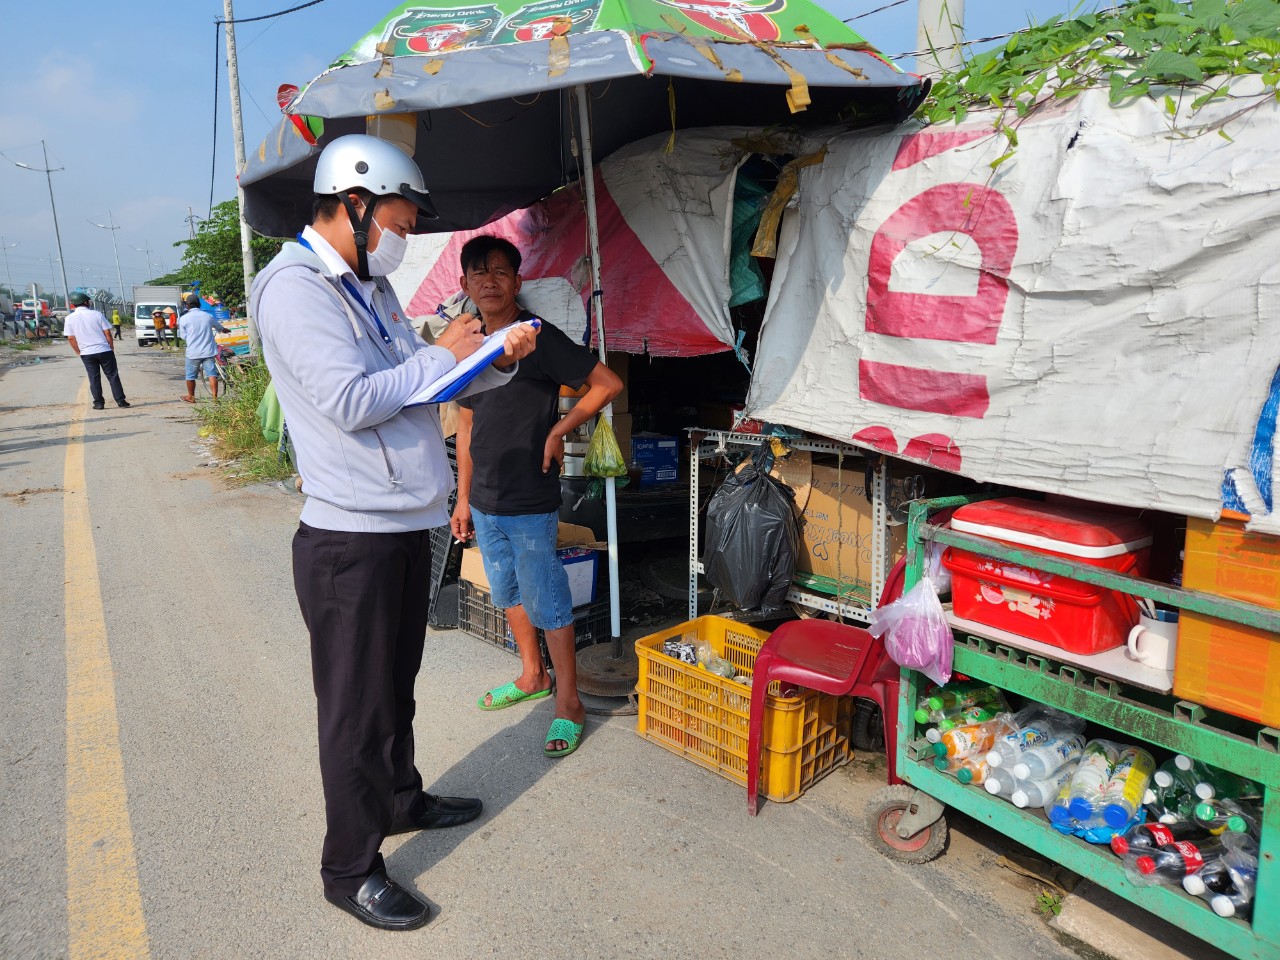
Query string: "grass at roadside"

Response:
xmin=193 ymin=356 xmax=295 ymax=485
xmin=1 ymin=339 xmax=34 ymax=351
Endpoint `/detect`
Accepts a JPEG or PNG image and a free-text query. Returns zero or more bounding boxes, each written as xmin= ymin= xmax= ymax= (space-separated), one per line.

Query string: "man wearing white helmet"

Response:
xmin=249 ymin=133 xmax=537 ymax=932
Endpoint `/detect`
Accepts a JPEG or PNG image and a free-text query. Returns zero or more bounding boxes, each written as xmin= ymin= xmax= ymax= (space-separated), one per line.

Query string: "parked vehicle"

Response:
xmin=132 ymin=285 xmax=182 ymax=345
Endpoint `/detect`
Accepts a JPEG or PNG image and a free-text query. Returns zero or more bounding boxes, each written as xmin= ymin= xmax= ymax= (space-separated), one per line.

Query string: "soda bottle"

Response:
xmin=1110 ymin=820 xmax=1212 ymax=857
xmin=1067 ymin=739 xmax=1122 ymax=822
xmin=1144 ymin=759 xmax=1195 ymax=821
xmin=936 ymin=703 xmax=1002 ymax=733
xmin=1132 ymin=839 xmax=1225 ymax=882
xmin=1211 ymin=889 xmax=1253 ymax=919
xmin=1012 ymin=731 xmax=1087 ymax=781
xmin=933 ymin=716 xmax=1014 ymax=761
xmin=1186 ymin=759 xmax=1261 ymax=803
xmin=1100 ymin=746 xmax=1156 ymax=828
xmin=915 ymin=682 xmax=1003 ymax=724
xmin=934 ymin=754 xmax=988 ymax=785
xmin=1182 ymin=859 xmax=1235 ymax=898
xmin=1010 ymin=760 xmax=1078 ymax=809
xmin=985 ymin=765 xmax=1018 ymax=799
xmin=1192 ymin=800 xmax=1252 ymax=837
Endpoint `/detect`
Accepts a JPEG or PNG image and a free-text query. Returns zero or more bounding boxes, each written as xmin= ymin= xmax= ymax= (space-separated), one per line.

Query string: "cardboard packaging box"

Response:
xmin=631 ymin=433 xmax=679 ymax=486
xmin=794 ymin=463 xmax=907 ymax=596
xmin=460 ymin=522 xmax=605 ymax=608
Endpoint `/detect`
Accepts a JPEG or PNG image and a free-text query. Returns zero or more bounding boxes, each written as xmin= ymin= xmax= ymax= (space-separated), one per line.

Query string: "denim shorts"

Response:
xmin=471 ymin=508 xmax=573 ymax=631
xmin=186 ymin=356 xmax=219 ymax=380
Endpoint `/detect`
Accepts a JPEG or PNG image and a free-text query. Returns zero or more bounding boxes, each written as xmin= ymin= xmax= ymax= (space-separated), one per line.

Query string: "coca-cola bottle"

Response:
xmin=1110 ymin=820 xmax=1211 ymax=857
xmin=1132 ymin=839 xmax=1224 ymax=881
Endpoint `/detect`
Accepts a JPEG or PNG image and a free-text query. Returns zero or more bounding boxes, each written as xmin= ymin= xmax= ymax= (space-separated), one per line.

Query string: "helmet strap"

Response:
xmin=339 ymin=193 xmax=379 ymax=281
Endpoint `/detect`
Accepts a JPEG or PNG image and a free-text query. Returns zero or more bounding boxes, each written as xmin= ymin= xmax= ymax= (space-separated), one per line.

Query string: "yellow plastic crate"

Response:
xmin=634 ymin=616 xmax=851 ymax=802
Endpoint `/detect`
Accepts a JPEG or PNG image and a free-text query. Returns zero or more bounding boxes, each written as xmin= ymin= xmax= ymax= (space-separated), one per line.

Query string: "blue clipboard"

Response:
xmin=405 ymin=318 xmax=540 ymax=406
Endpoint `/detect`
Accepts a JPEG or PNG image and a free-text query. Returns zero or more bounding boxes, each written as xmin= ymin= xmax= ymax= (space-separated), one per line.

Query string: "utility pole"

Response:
xmin=222 ymin=0 xmax=261 ymax=353
xmin=87 ymin=212 xmax=128 ymax=317
xmin=186 ymin=205 xmax=200 ymax=239
xmin=132 ymin=241 xmax=156 ymax=280
xmin=0 ymin=238 xmax=16 ymax=302
xmin=39 ymin=254 xmax=60 ymax=306
xmin=916 ymin=0 xmax=966 ymax=75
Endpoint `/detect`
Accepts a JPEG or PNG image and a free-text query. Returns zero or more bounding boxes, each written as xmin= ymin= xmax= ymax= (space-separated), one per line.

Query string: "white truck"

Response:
xmin=132 ymin=284 xmax=183 ymax=345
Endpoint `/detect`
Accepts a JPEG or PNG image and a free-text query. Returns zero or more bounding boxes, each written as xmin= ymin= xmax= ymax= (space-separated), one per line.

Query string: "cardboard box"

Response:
xmin=794 ymin=463 xmax=907 ymax=594
xmin=459 ymin=522 xmax=605 ymax=608
xmin=631 ymin=433 xmax=679 ymax=486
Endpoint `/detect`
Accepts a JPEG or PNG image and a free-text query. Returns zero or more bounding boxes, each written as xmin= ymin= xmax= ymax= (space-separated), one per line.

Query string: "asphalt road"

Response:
xmin=0 ymin=337 xmax=1093 ymax=960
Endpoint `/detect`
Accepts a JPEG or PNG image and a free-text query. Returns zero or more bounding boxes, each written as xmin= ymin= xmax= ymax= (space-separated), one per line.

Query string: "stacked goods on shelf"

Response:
xmin=1044 ymin=741 xmax=1153 ymax=842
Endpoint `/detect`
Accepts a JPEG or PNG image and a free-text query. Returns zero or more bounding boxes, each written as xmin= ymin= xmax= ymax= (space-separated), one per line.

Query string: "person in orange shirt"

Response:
xmin=166 ymin=307 xmax=180 ymax=348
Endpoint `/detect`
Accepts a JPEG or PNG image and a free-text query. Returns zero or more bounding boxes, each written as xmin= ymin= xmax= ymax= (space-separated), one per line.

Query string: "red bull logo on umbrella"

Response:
xmin=384 ymin=5 xmax=504 ymax=54
xmin=499 ymin=0 xmax=600 ymax=44
xmin=653 ymin=0 xmax=786 ymax=42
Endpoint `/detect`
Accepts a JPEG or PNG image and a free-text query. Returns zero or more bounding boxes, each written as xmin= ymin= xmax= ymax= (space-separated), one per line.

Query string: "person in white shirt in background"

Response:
xmin=64 ymin=291 xmax=130 ymax=410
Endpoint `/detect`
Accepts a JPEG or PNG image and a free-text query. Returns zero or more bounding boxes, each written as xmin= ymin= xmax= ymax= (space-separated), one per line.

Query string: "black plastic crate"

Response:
xmin=427 ymin=525 xmax=462 ymax=628
xmin=458 ymin=579 xmax=611 ymax=662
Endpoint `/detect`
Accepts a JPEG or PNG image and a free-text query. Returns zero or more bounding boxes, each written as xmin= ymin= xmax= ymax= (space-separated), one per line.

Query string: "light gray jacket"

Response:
xmin=249 ymin=240 xmax=512 ymax=532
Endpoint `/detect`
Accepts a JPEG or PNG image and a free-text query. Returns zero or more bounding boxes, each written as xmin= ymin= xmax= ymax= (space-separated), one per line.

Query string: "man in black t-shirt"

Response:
xmin=452 ymin=236 xmax=622 ymax=757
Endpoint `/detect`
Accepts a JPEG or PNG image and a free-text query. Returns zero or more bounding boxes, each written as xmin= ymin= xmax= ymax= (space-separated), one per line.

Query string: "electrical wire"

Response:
xmin=216 ymin=0 xmax=327 ymax=26
xmin=843 ymin=0 xmax=911 ymax=24
xmin=888 ymin=30 xmax=1019 ymax=60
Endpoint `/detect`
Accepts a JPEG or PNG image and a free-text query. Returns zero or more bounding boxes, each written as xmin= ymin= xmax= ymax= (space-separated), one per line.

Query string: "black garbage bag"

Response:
xmin=701 ymin=448 xmax=798 ymax=611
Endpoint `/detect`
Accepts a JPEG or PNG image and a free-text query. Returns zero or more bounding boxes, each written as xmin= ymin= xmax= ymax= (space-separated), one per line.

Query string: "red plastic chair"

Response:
xmin=746 ymin=559 xmax=909 ymax=816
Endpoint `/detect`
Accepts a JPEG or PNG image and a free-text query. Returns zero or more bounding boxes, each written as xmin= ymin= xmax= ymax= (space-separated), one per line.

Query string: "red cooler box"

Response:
xmin=942 ymin=498 xmax=1152 ymax=654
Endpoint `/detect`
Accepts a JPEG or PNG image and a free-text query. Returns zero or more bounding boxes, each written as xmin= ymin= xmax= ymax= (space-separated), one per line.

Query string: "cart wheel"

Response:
xmin=866 ymin=785 xmax=948 ymax=863
xmin=850 ymin=698 xmax=884 ymax=753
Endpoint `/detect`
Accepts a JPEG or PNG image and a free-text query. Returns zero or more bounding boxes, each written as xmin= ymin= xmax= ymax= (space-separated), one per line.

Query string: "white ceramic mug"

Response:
xmin=1127 ymin=609 xmax=1179 ymax=671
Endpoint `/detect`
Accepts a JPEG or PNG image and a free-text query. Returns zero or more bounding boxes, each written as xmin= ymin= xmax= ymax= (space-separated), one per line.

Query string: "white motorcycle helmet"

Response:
xmin=313 ymin=133 xmax=437 ymax=279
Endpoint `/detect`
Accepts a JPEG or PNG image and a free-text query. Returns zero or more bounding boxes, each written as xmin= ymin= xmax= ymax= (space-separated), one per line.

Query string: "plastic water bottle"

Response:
xmin=1178 ymin=757 xmax=1262 ymax=802
xmin=1012 ymin=731 xmax=1087 ymax=781
xmin=936 ymin=703 xmax=1002 ymax=733
xmin=1010 ymin=761 xmax=1079 ymax=809
xmin=985 ymin=708 xmax=1056 ymax=769
xmin=1045 ymin=772 xmax=1075 ymax=826
xmin=1100 ymin=746 xmax=1156 ymax=828
xmin=985 ymin=765 xmax=1018 ymax=799
xmin=1193 ymin=799 xmax=1256 ymax=838
xmin=1211 ymin=889 xmax=1253 ymax=919
xmin=1067 ymin=739 xmax=1122 ymax=822
xmin=914 ymin=683 xmax=1003 ymax=724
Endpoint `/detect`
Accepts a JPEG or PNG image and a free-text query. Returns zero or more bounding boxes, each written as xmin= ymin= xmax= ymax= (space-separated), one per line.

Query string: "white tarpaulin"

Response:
xmin=393 ymin=129 xmax=765 ymax=357
xmin=747 ymin=79 xmax=1280 ymax=533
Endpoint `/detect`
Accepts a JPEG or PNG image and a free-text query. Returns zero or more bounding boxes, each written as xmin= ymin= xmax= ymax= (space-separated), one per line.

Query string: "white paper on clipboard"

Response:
xmin=404 ymin=319 xmax=540 ymax=406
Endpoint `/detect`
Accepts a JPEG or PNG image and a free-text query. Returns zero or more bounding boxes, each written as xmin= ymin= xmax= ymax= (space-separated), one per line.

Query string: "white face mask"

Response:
xmin=364 ymin=215 xmax=408 ymax=276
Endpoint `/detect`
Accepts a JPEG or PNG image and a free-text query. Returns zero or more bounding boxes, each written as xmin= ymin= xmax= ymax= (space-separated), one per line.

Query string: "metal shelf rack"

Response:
xmin=896 ymin=495 xmax=1280 ymax=960
xmin=685 ymin=428 xmax=890 ymax=624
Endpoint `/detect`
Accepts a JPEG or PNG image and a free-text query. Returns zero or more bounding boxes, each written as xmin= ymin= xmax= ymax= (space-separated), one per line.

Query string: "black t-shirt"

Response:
xmin=459 ymin=312 xmax=597 ymax=515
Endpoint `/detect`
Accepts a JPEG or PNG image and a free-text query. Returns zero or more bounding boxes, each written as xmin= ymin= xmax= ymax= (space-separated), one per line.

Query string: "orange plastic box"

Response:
xmin=634 ymin=616 xmax=850 ymax=802
xmin=1175 ymin=515 xmax=1280 ymax=726
xmin=942 ymin=498 xmax=1152 ymax=654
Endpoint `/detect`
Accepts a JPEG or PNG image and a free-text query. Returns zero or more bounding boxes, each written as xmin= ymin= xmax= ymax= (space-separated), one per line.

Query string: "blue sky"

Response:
xmin=0 ymin=0 xmax=1095 ymax=300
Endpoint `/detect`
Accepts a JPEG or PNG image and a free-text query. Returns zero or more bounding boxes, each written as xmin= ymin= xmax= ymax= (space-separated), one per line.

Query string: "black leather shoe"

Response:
xmin=388 ymin=793 xmax=483 ymax=835
xmin=324 ymin=869 xmax=431 ymax=931
xmin=117 ymin=401 xmax=131 ymax=408
xmin=92 ymin=404 xmax=105 ymax=410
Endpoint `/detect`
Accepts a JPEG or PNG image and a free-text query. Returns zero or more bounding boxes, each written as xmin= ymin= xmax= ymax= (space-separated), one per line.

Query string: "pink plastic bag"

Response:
xmin=869 ymin=577 xmax=953 ymax=686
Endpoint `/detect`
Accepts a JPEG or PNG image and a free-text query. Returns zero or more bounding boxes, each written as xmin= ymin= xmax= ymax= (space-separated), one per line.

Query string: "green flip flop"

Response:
xmin=477 ymin=680 xmax=552 ymax=712
xmin=544 ymin=717 xmax=585 ymax=758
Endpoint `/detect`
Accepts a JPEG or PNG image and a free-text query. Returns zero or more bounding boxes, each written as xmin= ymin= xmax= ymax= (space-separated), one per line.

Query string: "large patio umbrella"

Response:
xmin=240 ymin=0 xmax=927 ymax=690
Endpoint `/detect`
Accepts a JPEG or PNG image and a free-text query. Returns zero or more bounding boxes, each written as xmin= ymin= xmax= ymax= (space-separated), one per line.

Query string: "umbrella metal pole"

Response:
xmin=574 ymin=85 xmax=622 ymax=656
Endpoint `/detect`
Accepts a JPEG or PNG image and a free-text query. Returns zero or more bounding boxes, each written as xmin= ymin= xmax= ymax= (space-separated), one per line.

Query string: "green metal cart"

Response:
xmin=868 ymin=495 xmax=1280 ymax=960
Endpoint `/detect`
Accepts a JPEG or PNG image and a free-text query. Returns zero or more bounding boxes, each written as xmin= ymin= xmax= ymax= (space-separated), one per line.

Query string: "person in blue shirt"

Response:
xmin=177 ymin=293 xmax=229 ymax=402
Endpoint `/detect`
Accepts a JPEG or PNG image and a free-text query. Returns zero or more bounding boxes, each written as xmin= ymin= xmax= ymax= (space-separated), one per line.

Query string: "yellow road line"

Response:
xmin=64 ymin=381 xmax=151 ymax=960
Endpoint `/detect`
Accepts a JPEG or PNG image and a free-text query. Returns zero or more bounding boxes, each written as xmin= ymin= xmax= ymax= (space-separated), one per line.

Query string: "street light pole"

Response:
xmin=0 ymin=237 xmax=16 ymax=301
xmin=222 ymin=0 xmax=261 ymax=354
xmin=132 ymin=241 xmax=156 ymax=280
xmin=88 ymin=211 xmax=128 ymax=315
xmin=2 ymin=141 xmax=72 ymax=310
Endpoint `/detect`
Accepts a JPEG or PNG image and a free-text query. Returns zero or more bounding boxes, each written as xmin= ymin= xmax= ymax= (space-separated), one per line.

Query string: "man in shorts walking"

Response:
xmin=177 ymin=293 xmax=229 ymax=402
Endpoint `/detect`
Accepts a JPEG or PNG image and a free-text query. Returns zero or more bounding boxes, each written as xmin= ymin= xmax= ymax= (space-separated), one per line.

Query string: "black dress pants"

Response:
xmin=80 ymin=351 xmax=126 ymax=406
xmin=292 ymin=521 xmax=433 ymax=897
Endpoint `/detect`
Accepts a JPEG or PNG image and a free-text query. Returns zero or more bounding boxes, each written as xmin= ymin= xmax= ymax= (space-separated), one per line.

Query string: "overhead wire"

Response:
xmin=843 ymin=0 xmax=911 ymax=23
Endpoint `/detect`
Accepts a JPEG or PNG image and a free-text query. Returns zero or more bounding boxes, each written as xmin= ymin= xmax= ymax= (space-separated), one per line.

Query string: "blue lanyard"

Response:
xmin=297 ymin=233 xmax=397 ymax=353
